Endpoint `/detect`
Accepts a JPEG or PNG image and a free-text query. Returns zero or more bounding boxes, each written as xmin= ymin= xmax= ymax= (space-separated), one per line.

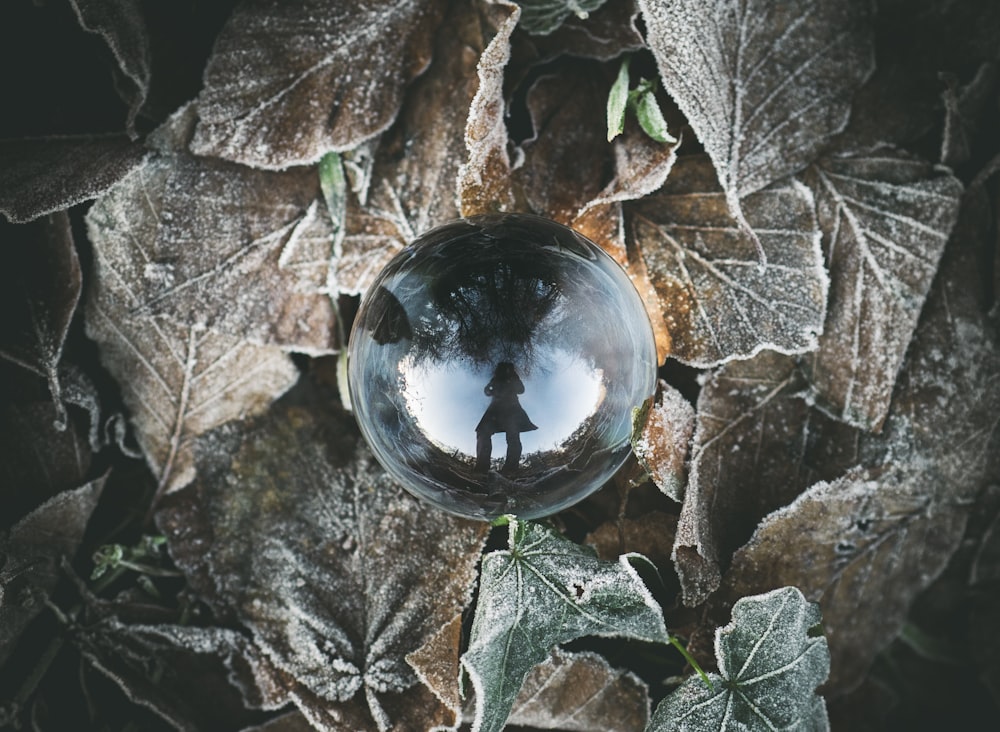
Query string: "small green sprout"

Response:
xmin=607 ymin=56 xmax=677 ymax=145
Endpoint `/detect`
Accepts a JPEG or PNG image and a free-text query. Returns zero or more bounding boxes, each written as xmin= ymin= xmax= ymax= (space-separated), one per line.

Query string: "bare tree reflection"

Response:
xmin=475 ymin=362 xmax=537 ymax=474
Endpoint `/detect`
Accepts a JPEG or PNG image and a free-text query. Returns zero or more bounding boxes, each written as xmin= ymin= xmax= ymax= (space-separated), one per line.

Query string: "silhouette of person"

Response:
xmin=475 ymin=362 xmax=538 ymax=474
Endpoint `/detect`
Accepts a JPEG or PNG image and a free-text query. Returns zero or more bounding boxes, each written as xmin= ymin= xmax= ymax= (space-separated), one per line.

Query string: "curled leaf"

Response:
xmin=517 ymin=0 xmax=610 ymax=36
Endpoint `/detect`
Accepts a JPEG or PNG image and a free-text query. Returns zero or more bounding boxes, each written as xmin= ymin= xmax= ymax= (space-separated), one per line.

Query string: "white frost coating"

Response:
xmin=633 ymin=380 xmax=695 ymax=502
xmin=636 ymin=0 xmax=874 ymax=229
xmin=462 ymin=519 xmax=669 ymax=732
xmin=648 ymin=586 xmax=830 ymax=731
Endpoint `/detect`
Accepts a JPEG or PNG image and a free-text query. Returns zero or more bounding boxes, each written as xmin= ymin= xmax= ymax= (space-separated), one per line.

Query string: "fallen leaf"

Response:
xmin=649 ymin=586 xmax=829 ymax=731
xmin=459 ymin=0 xmax=520 ymax=216
xmin=68 ymin=0 xmax=151 ymax=138
xmin=516 ymin=0 xmax=609 ymax=36
xmin=637 ymin=0 xmax=874 ymax=235
xmin=191 ymin=0 xmax=447 ymax=169
xmin=1 ymin=476 xmax=106 ymax=668
xmin=672 ymin=351 xmax=858 ymax=606
xmin=802 ymin=149 xmax=963 ymax=431
xmin=627 ymin=154 xmax=826 ymax=367
xmin=631 ymin=380 xmax=694 ymax=503
xmin=506 ymin=648 xmax=650 ymax=732
xmin=462 ymin=519 xmax=669 ymax=732
xmin=586 ymin=511 xmax=678 ymax=584
xmin=723 ymin=220 xmax=1000 ymax=693
xmin=0 ymin=212 xmax=81 ymax=427
xmin=337 ymin=0 xmax=504 ymax=295
xmin=84 ymin=151 xmax=303 ymax=493
xmin=155 ymin=396 xmax=488 ymax=731
xmin=0 ymin=136 xmax=146 ymax=223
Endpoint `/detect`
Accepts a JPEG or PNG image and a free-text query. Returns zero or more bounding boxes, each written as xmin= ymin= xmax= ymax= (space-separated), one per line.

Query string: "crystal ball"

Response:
xmin=347 ymin=214 xmax=658 ymax=520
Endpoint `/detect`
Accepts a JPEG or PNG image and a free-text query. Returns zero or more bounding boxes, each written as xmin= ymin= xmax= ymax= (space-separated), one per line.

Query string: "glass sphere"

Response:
xmin=347 ymin=213 xmax=658 ymax=520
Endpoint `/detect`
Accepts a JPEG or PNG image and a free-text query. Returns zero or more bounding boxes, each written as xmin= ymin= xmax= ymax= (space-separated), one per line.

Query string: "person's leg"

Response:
xmin=503 ymin=431 xmax=522 ymax=474
xmin=475 ymin=431 xmax=492 ymax=472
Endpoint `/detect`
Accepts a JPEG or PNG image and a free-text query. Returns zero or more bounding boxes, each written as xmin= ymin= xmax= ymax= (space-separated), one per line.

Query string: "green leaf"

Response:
xmin=648 ymin=587 xmax=830 ymax=732
xmin=607 ymin=56 xmax=630 ymax=142
xmin=318 ymin=150 xmax=347 ymax=247
xmin=635 ymin=89 xmax=677 ymax=144
xmin=462 ymin=519 xmax=670 ymax=732
xmin=518 ymin=0 xmax=610 ymax=36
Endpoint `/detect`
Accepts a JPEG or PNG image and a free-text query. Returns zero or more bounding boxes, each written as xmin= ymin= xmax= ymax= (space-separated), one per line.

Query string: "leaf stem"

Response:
xmin=669 ymin=636 xmax=713 ymax=690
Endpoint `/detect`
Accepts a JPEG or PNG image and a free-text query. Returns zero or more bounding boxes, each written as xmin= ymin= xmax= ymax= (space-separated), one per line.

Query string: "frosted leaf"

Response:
xmin=1 ymin=477 xmax=106 ymax=667
xmin=68 ymin=0 xmax=150 ymax=138
xmin=627 ymin=155 xmax=826 ymax=367
xmin=459 ymin=0 xmax=520 ymax=216
xmin=637 ymin=0 xmax=874 ymax=232
xmin=155 ymin=397 xmax=488 ymax=731
xmin=84 ymin=160 xmax=301 ymax=492
xmin=0 ymin=212 xmax=80 ymax=428
xmin=649 ymin=587 xmax=830 ymax=732
xmin=672 ymin=351 xmax=857 ymax=607
xmin=631 ymin=380 xmax=695 ymax=503
xmin=722 ymin=228 xmax=1000 ymax=692
xmin=0 ymin=136 xmax=146 ymax=223
xmin=802 ymin=150 xmax=963 ymax=431
xmin=510 ymin=0 xmax=643 ymax=67
xmin=517 ymin=0 xmax=609 ymax=36
xmin=337 ymin=0 xmax=503 ymax=295
xmin=191 ymin=0 xmax=447 ymax=169
xmin=506 ymin=648 xmax=650 ymax=731
xmin=92 ymin=111 xmax=338 ymax=353
xmin=461 ymin=519 xmax=669 ymax=732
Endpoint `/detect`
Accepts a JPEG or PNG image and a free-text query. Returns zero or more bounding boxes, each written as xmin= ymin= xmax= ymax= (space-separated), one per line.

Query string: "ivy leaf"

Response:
xmin=191 ymin=0 xmax=448 ymax=169
xmin=461 ymin=519 xmax=669 ymax=732
xmin=637 ymin=0 xmax=874 ymax=239
xmin=627 ymin=154 xmax=826 ymax=367
xmin=0 ymin=212 xmax=81 ymax=429
xmin=517 ymin=0 xmax=610 ymax=36
xmin=507 ymin=648 xmax=650 ymax=731
xmin=801 ymin=149 xmax=963 ymax=431
xmin=649 ymin=586 xmax=829 ymax=732
xmin=156 ymin=395 xmax=488 ymax=731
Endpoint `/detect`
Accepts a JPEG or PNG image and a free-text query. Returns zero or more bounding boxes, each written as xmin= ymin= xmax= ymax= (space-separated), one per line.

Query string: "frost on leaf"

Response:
xmin=801 ymin=150 xmax=963 ymax=431
xmin=461 ymin=519 xmax=668 ymax=732
xmin=459 ymin=0 xmax=520 ymax=217
xmin=506 ymin=648 xmax=650 ymax=732
xmin=68 ymin=0 xmax=151 ymax=139
xmin=0 ymin=136 xmax=146 ymax=223
xmin=84 ymin=154 xmax=304 ymax=492
xmin=637 ymin=0 xmax=874 ymax=231
xmin=517 ymin=0 xmax=609 ymax=36
xmin=0 ymin=212 xmax=81 ymax=429
xmin=1 ymin=477 xmax=105 ymax=668
xmin=191 ymin=0 xmax=447 ymax=169
xmin=631 ymin=380 xmax=694 ymax=503
xmin=672 ymin=351 xmax=859 ymax=607
xmin=337 ymin=0 xmax=502 ymax=295
xmin=649 ymin=587 xmax=830 ymax=732
xmin=723 ymin=227 xmax=1000 ymax=692
xmin=155 ymin=396 xmax=488 ymax=731
xmin=627 ymin=155 xmax=826 ymax=367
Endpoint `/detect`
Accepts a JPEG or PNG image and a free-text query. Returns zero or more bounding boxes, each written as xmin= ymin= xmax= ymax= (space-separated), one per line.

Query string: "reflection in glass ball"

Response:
xmin=347 ymin=214 xmax=658 ymax=520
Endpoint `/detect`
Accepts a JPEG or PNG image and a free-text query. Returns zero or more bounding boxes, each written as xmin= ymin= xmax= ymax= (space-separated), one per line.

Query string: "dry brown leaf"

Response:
xmin=721 ymin=216 xmax=1000 ymax=693
xmin=191 ymin=0 xmax=447 ymax=169
xmin=802 ymin=149 xmax=963 ymax=431
xmin=0 ymin=212 xmax=80 ymax=427
xmin=586 ymin=511 xmax=678 ymax=574
xmin=155 ymin=396 xmax=488 ymax=731
xmin=637 ymin=0 xmax=874 ymax=232
xmin=68 ymin=0 xmax=151 ymax=138
xmin=336 ymin=0 xmax=504 ymax=296
xmin=506 ymin=648 xmax=650 ymax=732
xmin=632 ymin=380 xmax=694 ymax=503
xmin=459 ymin=0 xmax=520 ymax=216
xmin=627 ymin=154 xmax=826 ymax=367
xmin=0 ymin=136 xmax=146 ymax=223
